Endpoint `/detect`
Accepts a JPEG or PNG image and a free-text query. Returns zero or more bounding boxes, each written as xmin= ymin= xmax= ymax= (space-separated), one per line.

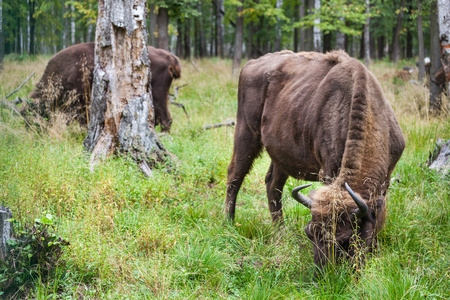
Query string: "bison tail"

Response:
xmin=169 ymin=55 xmax=182 ymax=79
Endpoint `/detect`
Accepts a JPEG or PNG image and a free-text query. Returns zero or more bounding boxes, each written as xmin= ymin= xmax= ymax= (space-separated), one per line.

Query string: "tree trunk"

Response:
xmin=198 ymin=3 xmax=206 ymax=57
xmin=29 ymin=0 xmax=36 ymax=54
xmin=437 ymin=0 xmax=450 ymax=93
xmin=216 ymin=0 xmax=224 ymax=58
xmin=364 ymin=0 xmax=371 ymax=66
xmin=157 ymin=7 xmax=169 ymax=51
xmin=335 ymin=18 xmax=346 ymax=50
xmin=184 ymin=19 xmax=191 ymax=59
xmin=274 ymin=0 xmax=283 ymax=51
xmin=391 ymin=0 xmax=405 ymax=63
xmin=429 ymin=0 xmax=442 ymax=113
xmin=247 ymin=21 xmax=253 ymax=58
xmin=176 ymin=19 xmax=183 ymax=58
xmin=299 ymin=0 xmax=306 ymax=51
xmin=0 ymin=0 xmax=3 ymax=69
xmin=148 ymin=3 xmax=157 ymax=46
xmin=71 ymin=4 xmax=76 ymax=45
xmin=232 ymin=0 xmax=243 ymax=78
xmin=313 ymin=0 xmax=322 ymax=52
xmin=417 ymin=0 xmax=425 ymax=82
xmin=83 ymin=0 xmax=168 ymax=176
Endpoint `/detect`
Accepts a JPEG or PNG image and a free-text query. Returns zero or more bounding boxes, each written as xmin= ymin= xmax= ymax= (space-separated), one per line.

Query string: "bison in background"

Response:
xmin=27 ymin=42 xmax=181 ymax=132
xmin=225 ymin=50 xmax=405 ymax=270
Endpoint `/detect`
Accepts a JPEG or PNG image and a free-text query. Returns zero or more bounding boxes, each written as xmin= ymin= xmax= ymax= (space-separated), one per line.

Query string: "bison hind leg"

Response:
xmin=225 ymin=128 xmax=263 ymax=222
xmin=265 ymin=162 xmax=289 ymax=224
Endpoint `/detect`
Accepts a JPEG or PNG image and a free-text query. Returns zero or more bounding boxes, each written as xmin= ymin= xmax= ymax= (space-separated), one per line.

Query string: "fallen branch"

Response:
xmin=169 ymin=84 xmax=189 ymax=119
xmin=4 ymin=72 xmax=35 ymax=100
xmin=203 ymin=120 xmax=235 ymax=130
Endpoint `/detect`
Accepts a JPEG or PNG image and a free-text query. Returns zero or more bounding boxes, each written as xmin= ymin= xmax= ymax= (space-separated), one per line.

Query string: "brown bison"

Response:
xmin=225 ymin=50 xmax=405 ymax=269
xmin=28 ymin=42 xmax=181 ymax=131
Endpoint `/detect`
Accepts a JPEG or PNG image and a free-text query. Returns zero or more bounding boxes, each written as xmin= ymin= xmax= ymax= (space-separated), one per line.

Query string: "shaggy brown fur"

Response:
xmin=27 ymin=42 xmax=181 ymax=132
xmin=225 ymin=50 xmax=405 ymax=269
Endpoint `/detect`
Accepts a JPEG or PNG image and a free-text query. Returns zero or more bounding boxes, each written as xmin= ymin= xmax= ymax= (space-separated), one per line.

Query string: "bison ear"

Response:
xmin=292 ymin=184 xmax=313 ymax=209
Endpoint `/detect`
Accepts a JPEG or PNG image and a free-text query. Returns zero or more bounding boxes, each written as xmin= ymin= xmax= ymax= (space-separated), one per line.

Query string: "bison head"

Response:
xmin=292 ymin=183 xmax=386 ymax=270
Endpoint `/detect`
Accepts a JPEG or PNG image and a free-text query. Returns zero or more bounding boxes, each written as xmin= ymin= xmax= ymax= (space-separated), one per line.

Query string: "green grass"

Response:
xmin=0 ymin=57 xmax=449 ymax=299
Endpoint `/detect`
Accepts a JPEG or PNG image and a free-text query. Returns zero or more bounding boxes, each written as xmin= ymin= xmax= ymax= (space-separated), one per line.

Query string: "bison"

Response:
xmin=27 ymin=42 xmax=181 ymax=131
xmin=225 ymin=50 xmax=405 ymax=270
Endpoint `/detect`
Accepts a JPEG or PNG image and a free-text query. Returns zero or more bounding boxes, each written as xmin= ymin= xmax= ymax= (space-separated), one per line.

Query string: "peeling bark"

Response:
xmin=437 ymin=0 xmax=450 ymax=93
xmin=83 ymin=0 xmax=169 ymax=176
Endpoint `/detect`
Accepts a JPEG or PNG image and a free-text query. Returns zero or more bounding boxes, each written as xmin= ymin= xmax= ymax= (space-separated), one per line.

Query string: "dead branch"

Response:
xmin=203 ymin=120 xmax=235 ymax=130
xmin=4 ymin=72 xmax=35 ymax=100
xmin=169 ymin=84 xmax=189 ymax=119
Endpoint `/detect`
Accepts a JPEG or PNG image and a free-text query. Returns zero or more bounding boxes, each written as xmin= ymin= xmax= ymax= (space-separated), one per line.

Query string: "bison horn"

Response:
xmin=291 ymin=184 xmax=313 ymax=209
xmin=345 ymin=182 xmax=368 ymax=218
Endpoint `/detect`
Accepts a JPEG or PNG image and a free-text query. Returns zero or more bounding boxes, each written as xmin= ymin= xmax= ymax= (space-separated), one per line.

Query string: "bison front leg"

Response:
xmin=265 ymin=162 xmax=289 ymax=223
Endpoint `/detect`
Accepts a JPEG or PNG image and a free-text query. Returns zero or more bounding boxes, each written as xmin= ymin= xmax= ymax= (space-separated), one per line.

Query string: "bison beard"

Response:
xmin=27 ymin=42 xmax=181 ymax=132
xmin=225 ymin=50 xmax=405 ymax=270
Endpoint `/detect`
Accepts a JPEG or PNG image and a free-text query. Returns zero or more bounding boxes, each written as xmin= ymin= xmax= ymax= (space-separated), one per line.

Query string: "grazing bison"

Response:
xmin=28 ymin=42 xmax=181 ymax=131
xmin=225 ymin=50 xmax=405 ymax=269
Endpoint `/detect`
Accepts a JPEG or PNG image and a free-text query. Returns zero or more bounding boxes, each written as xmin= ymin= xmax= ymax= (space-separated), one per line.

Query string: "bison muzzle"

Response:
xmin=225 ymin=50 xmax=405 ymax=270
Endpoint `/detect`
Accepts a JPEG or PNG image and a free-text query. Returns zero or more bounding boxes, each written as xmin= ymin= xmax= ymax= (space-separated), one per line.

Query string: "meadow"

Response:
xmin=0 ymin=54 xmax=449 ymax=299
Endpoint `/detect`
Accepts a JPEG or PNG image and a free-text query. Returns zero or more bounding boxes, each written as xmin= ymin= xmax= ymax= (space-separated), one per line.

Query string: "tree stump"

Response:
xmin=0 ymin=206 xmax=12 ymax=261
xmin=427 ymin=139 xmax=450 ymax=178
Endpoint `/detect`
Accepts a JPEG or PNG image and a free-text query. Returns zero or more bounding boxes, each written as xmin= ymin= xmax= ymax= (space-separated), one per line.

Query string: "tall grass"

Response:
xmin=0 ymin=56 xmax=449 ymax=299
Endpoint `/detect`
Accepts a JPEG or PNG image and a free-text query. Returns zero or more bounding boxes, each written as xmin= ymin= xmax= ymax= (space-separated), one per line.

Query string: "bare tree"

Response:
xmin=232 ymin=0 xmax=244 ymax=78
xmin=83 ymin=0 xmax=169 ymax=176
xmin=148 ymin=2 xmax=157 ymax=46
xmin=71 ymin=4 xmax=76 ymax=45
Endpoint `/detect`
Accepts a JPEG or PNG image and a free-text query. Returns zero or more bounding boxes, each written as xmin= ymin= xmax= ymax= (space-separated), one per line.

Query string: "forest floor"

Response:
xmin=0 ymin=55 xmax=449 ymax=299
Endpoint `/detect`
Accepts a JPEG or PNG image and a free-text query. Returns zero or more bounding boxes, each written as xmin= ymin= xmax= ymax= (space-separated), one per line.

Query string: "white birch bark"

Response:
xmin=364 ymin=0 xmax=370 ymax=66
xmin=437 ymin=0 xmax=450 ymax=93
xmin=313 ymin=0 xmax=322 ymax=52
xmin=71 ymin=4 xmax=76 ymax=45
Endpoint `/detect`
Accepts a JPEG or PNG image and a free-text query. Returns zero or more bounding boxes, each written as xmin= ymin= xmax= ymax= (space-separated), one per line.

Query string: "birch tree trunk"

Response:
xmin=71 ymin=4 xmax=76 ymax=45
xmin=274 ymin=0 xmax=283 ymax=51
xmin=83 ymin=0 xmax=169 ymax=176
xmin=437 ymin=0 xmax=450 ymax=93
xmin=417 ymin=0 xmax=425 ymax=82
xmin=148 ymin=3 xmax=157 ymax=46
xmin=313 ymin=0 xmax=322 ymax=52
xmin=232 ymin=0 xmax=243 ymax=78
xmin=363 ymin=0 xmax=371 ymax=66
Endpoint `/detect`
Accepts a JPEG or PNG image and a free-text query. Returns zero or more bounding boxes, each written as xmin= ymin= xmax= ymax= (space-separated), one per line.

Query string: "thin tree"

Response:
xmin=232 ymin=0 xmax=243 ymax=78
xmin=391 ymin=0 xmax=405 ymax=63
xmin=157 ymin=7 xmax=169 ymax=50
xmin=0 ymin=0 xmax=3 ymax=70
xmin=313 ymin=0 xmax=322 ymax=52
xmin=363 ymin=0 xmax=370 ymax=66
xmin=216 ymin=0 xmax=224 ymax=57
xmin=437 ymin=0 xmax=450 ymax=93
xmin=83 ymin=0 xmax=169 ymax=176
xmin=417 ymin=0 xmax=425 ymax=82
xmin=429 ymin=0 xmax=442 ymax=113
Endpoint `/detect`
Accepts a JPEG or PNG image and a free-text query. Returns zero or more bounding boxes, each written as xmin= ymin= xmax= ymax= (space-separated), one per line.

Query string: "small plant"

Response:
xmin=0 ymin=214 xmax=70 ymax=297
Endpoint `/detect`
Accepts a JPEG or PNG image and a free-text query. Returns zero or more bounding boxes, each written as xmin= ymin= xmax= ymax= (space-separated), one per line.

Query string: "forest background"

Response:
xmin=0 ymin=0 xmax=434 ymax=66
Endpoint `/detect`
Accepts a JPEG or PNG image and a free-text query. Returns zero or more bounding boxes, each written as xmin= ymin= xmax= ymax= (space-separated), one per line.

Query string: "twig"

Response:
xmin=169 ymin=84 xmax=189 ymax=119
xmin=203 ymin=120 xmax=235 ymax=130
xmin=4 ymin=71 xmax=35 ymax=100
xmin=191 ymin=60 xmax=201 ymax=72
